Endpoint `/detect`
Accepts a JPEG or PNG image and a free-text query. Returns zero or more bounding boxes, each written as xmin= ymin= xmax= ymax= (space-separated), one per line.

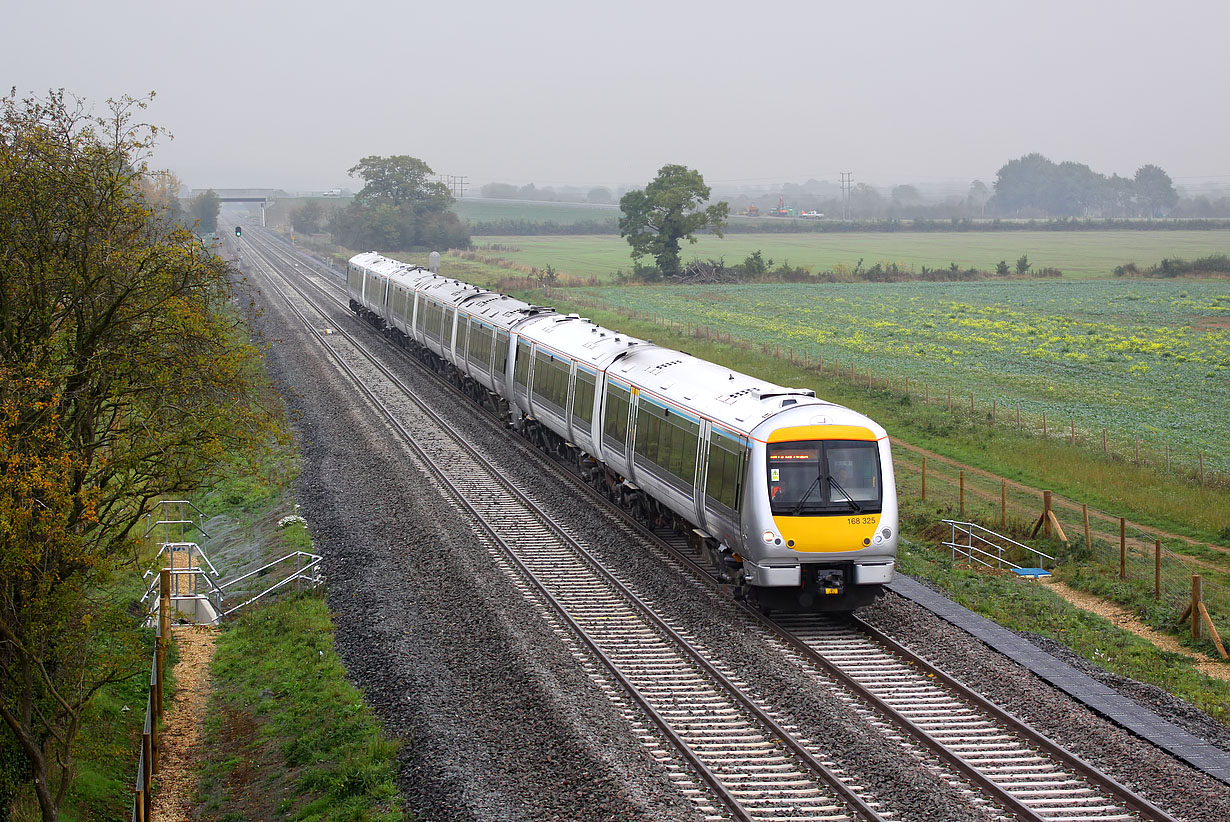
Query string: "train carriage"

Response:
xmin=347 ymin=252 xmax=897 ymax=612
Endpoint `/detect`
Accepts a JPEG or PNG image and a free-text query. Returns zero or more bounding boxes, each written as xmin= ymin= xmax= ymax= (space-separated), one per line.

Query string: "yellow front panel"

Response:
xmin=768 ymin=425 xmax=876 ymax=443
xmin=773 ymin=513 xmax=882 ymax=552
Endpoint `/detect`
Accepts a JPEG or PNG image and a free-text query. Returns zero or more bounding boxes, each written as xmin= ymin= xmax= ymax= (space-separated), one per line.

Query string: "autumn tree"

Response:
xmin=619 ymin=164 xmax=729 ymax=278
xmin=0 ymin=90 xmax=282 ymax=821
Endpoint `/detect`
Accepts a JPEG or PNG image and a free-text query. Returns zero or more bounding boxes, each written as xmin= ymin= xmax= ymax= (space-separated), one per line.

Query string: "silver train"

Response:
xmin=347 ymin=251 xmax=898 ymax=611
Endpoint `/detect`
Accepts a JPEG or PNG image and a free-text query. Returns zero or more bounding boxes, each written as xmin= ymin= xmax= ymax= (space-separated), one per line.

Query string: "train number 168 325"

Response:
xmin=848 ymin=516 xmax=878 ymax=525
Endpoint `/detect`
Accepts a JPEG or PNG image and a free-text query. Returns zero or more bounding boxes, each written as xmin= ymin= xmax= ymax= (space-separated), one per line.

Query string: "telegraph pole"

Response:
xmin=839 ymin=172 xmax=853 ymax=221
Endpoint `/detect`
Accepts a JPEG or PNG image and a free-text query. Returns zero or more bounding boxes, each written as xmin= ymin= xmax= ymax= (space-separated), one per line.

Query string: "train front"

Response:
xmin=742 ymin=410 xmax=898 ymax=612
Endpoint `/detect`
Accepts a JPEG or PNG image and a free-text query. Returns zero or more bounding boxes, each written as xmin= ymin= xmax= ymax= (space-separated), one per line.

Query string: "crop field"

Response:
xmin=476 ymin=231 xmax=1230 ymax=279
xmin=453 ymin=199 xmax=619 ymax=225
xmin=568 ymin=279 xmax=1230 ymax=472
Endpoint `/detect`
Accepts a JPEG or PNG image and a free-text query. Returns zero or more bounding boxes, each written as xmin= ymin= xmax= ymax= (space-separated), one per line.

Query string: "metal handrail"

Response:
xmin=215 ymin=550 xmax=320 ymax=593
xmin=221 ymin=555 xmax=323 ymax=617
xmin=943 ymin=519 xmax=1056 ymax=570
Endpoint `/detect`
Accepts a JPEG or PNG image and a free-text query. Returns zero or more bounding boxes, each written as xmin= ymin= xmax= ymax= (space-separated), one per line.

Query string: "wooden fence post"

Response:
xmin=1070 ymin=420 xmax=1075 ymax=445
xmin=925 ymin=383 xmax=929 ymax=403
xmin=992 ymin=398 xmax=996 ymax=425
xmin=921 ymin=457 xmax=927 ymax=501
xmin=1042 ymin=411 xmax=1047 ymax=437
xmin=1166 ymin=444 xmax=1170 ymax=473
xmin=1120 ymin=518 xmax=1127 ymax=579
xmin=947 ymin=388 xmax=952 ymax=412
xmin=1030 ymin=490 xmax=1067 ymax=543
xmin=1135 ymin=439 xmax=1140 ymax=466
xmin=1082 ymin=504 xmax=1091 ymax=554
xmin=969 ymin=391 xmax=974 ymax=412
xmin=142 ymin=729 xmax=153 ymax=820
xmin=1017 ymin=406 xmax=1021 ymax=429
xmin=959 ymin=471 xmax=965 ymax=518
xmin=1155 ymin=539 xmax=1162 ymax=602
xmin=1199 ymin=452 xmax=1205 ymax=485
xmin=1102 ymin=428 xmax=1107 ymax=453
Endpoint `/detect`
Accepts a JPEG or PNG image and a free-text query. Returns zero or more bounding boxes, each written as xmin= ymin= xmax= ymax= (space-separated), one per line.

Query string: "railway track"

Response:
xmin=237 ymin=227 xmax=1183 ymax=822
xmin=239 ymin=229 xmax=888 ymax=822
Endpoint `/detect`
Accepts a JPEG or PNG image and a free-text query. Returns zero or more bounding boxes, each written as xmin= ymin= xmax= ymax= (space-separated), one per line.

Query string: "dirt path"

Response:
xmin=153 ymin=625 xmax=218 ymax=822
xmin=1041 ymin=579 xmax=1230 ymax=682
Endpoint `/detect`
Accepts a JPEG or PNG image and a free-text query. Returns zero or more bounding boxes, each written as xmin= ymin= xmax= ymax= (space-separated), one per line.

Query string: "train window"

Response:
xmin=495 ymin=330 xmax=510 ymax=375
xmin=603 ymin=382 xmax=631 ymax=445
xmin=533 ymin=351 xmax=570 ymax=411
xmin=635 ymin=401 xmax=699 ymax=486
xmin=573 ymin=369 xmax=596 ymax=426
xmin=456 ymin=313 xmax=468 ymax=355
xmin=706 ymin=433 xmax=745 ymax=514
xmin=513 ymin=341 xmax=532 ymax=388
xmin=469 ymin=321 xmax=493 ymax=367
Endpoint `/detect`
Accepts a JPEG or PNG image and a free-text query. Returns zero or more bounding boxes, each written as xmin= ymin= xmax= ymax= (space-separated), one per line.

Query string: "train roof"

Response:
xmin=516 ymin=312 xmax=650 ymax=370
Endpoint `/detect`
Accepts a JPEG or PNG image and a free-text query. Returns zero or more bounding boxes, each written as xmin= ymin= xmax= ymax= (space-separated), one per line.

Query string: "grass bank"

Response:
xmin=196 ymin=594 xmax=405 ymax=821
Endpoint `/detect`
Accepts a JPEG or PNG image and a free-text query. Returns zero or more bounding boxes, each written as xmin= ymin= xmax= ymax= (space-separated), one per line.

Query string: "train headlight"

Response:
xmin=873 ymin=535 xmax=883 ymax=544
xmin=761 ymin=530 xmax=776 ymax=544
xmin=882 ymin=527 xmax=893 ymax=539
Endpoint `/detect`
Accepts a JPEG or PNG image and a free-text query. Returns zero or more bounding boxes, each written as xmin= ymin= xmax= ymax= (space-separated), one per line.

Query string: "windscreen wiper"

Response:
xmin=827 ymin=476 xmax=863 ymax=513
xmin=790 ymin=475 xmax=822 ymax=516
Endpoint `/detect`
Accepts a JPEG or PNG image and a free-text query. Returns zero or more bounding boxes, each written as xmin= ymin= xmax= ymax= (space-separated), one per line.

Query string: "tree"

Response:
xmin=333 ymin=155 xmax=468 ymax=251
xmin=189 ymin=188 xmax=221 ymax=232
xmin=348 ymin=154 xmax=452 ymax=210
xmin=290 ymin=200 xmax=324 ymax=233
xmin=0 ymin=90 xmax=282 ymax=821
xmin=618 ymin=165 xmax=729 ymax=278
xmin=587 ymin=187 xmax=612 ymax=204
xmin=891 ymin=184 xmax=921 ymax=204
xmin=1134 ymin=164 xmax=1178 ymax=217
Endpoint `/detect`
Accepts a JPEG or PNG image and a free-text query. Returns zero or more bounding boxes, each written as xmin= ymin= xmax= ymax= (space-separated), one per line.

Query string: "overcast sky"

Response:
xmin=7 ymin=1 xmax=1229 ymax=194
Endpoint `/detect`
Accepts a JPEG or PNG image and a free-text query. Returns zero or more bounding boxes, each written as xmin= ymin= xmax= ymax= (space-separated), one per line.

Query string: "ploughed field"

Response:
xmin=567 ymin=278 xmax=1230 ymax=474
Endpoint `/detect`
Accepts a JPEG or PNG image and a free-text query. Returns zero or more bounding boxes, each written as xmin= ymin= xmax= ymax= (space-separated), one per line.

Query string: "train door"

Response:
xmin=693 ymin=421 xmax=711 ymax=531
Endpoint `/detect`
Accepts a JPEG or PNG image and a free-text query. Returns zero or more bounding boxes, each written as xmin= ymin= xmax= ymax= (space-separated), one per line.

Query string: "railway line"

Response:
xmin=233 ymin=226 xmax=1193 ymax=821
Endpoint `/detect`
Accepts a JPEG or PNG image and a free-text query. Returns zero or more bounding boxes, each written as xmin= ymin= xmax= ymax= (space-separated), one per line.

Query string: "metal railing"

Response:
xmin=943 ymin=519 xmax=1056 ymax=571
xmin=141 ymin=549 xmax=322 ymax=624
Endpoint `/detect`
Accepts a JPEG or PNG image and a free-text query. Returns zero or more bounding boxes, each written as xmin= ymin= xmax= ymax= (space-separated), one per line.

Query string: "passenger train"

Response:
xmin=347 ymin=251 xmax=897 ymax=611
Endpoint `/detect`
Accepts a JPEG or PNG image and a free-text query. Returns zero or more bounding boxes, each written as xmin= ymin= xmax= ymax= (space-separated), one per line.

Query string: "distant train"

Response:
xmin=347 ymin=251 xmax=898 ymax=611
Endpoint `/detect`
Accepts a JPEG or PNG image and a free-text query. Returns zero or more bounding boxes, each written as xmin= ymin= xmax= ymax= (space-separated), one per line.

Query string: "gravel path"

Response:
xmin=153 ymin=627 xmax=218 ymax=822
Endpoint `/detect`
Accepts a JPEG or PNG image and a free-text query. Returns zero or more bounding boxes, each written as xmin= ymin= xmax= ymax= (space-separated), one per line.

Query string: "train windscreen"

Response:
xmin=767 ymin=440 xmax=881 ymax=516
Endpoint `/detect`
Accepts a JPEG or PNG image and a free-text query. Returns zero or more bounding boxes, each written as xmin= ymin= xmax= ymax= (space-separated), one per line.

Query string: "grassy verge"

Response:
xmin=197 ymin=593 xmax=405 ymax=821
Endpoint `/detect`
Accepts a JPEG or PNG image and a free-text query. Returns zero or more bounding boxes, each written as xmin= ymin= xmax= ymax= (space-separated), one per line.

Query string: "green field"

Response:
xmin=566 ymin=279 xmax=1230 ymax=473
xmin=475 ymin=231 xmax=1230 ymax=279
